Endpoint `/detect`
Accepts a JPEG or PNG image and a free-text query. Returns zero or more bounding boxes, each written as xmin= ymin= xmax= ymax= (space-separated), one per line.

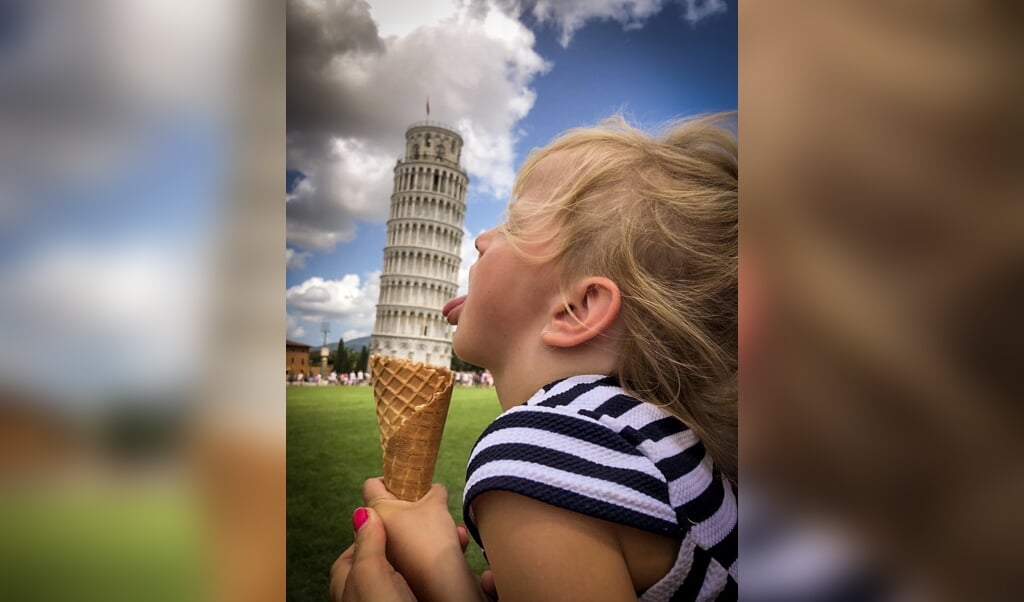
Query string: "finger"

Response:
xmin=350 ymin=506 xmax=388 ymax=560
xmin=481 ymin=569 xmax=499 ymax=601
xmin=328 ymin=564 xmax=349 ymax=602
xmin=456 ymin=524 xmax=469 ymax=553
xmin=330 ymin=544 xmax=355 ymax=578
xmin=329 ymin=545 xmax=356 ymax=601
xmin=384 ymin=569 xmax=417 ymax=602
xmin=362 ymin=477 xmax=395 ymax=505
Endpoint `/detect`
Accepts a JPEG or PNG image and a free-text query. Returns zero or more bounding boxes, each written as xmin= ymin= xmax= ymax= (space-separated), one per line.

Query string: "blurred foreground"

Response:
xmin=740 ymin=1 xmax=1023 ymax=600
xmin=0 ymin=1 xmax=284 ymax=601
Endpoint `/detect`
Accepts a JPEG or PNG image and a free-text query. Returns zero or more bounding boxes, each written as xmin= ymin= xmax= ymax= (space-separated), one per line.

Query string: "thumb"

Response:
xmin=351 ymin=506 xmax=387 ymax=560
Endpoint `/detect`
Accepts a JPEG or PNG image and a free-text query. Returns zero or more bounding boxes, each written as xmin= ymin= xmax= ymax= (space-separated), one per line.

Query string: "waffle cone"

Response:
xmin=370 ymin=354 xmax=455 ymax=501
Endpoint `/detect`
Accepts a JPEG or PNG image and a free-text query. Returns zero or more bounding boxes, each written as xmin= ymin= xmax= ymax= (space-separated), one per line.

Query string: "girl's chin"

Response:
xmin=451 ymin=339 xmax=479 ymax=367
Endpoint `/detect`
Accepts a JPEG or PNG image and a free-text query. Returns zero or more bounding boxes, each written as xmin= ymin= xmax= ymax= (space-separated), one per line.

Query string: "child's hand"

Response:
xmin=362 ymin=478 xmax=462 ymax=572
xmin=363 ymin=477 xmax=489 ymax=602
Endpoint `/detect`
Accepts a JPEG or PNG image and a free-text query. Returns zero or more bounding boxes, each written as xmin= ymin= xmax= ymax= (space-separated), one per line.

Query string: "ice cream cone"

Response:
xmin=370 ymin=354 xmax=455 ymax=501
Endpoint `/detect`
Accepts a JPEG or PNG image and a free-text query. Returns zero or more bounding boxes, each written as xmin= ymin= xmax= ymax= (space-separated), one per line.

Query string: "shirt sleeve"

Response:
xmin=462 ymin=405 xmax=683 ymax=548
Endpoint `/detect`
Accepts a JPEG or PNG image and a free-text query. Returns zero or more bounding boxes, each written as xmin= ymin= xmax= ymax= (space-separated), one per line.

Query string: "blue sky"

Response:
xmin=285 ymin=0 xmax=736 ymax=347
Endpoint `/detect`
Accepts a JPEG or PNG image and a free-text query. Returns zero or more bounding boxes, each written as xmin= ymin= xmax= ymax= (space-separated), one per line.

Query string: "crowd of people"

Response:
xmin=453 ymin=370 xmax=493 ymax=387
xmin=287 ymin=369 xmax=493 ymax=387
xmin=330 ymin=371 xmax=368 ymax=386
xmin=287 ymin=371 xmax=368 ymax=385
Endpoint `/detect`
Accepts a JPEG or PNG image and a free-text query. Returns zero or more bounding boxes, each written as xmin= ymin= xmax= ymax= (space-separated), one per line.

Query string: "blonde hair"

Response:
xmin=502 ymin=114 xmax=738 ymax=481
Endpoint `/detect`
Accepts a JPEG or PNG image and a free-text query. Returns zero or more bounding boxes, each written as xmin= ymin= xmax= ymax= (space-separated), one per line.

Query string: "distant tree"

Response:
xmin=357 ymin=346 xmax=370 ymax=372
xmin=334 ymin=337 xmax=352 ymax=374
xmin=450 ymin=352 xmax=482 ymax=372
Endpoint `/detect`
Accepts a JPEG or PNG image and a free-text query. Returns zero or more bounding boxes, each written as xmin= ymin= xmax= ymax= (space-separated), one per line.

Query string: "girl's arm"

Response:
xmin=474 ymin=490 xmax=638 ymax=602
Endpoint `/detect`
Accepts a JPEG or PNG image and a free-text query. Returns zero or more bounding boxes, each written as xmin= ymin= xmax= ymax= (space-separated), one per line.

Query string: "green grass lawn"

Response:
xmin=287 ymin=385 xmax=501 ymax=602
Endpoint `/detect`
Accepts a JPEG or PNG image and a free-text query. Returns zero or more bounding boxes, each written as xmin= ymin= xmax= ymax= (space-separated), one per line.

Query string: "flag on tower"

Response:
xmin=426 ymin=96 xmax=430 ymax=117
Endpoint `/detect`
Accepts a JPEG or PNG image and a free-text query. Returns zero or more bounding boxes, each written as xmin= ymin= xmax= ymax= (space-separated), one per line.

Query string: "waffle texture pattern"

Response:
xmin=463 ymin=374 xmax=737 ymax=601
xmin=370 ymin=354 xmax=454 ymax=501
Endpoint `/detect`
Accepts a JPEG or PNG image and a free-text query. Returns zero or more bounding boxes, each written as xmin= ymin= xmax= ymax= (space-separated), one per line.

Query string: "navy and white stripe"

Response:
xmin=463 ymin=374 xmax=737 ymax=601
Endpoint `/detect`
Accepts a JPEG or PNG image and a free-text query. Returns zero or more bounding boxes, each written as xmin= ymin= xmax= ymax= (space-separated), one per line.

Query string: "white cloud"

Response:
xmin=368 ymin=0 xmax=462 ymax=39
xmin=476 ymin=0 xmax=728 ymax=47
xmin=286 ymin=314 xmax=304 ymax=340
xmin=341 ymin=329 xmax=365 ymax=343
xmin=286 ymin=248 xmax=312 ymax=271
xmin=286 ymin=137 xmax=396 ymax=251
xmin=287 ymin=0 xmax=549 ymax=252
xmin=286 ymin=273 xmax=380 ymax=317
xmin=457 ymin=118 xmax=521 ymax=199
xmin=285 ymin=271 xmax=382 ymax=342
xmin=532 ymin=0 xmax=664 ymax=46
xmin=680 ymin=0 xmax=728 ymax=25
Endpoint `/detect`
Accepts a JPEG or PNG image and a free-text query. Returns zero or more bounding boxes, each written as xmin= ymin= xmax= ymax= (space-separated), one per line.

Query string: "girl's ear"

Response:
xmin=541 ymin=277 xmax=621 ymax=348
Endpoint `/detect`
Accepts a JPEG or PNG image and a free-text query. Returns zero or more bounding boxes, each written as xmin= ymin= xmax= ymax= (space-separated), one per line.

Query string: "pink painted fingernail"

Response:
xmin=352 ymin=507 xmax=369 ymax=532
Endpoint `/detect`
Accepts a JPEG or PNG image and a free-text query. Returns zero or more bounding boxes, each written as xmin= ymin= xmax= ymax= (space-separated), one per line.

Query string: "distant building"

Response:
xmin=371 ymin=121 xmax=468 ymax=367
xmin=286 ymin=340 xmax=310 ymax=379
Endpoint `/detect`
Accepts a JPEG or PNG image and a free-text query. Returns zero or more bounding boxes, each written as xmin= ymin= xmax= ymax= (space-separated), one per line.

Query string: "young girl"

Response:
xmin=332 ymin=114 xmax=737 ymax=601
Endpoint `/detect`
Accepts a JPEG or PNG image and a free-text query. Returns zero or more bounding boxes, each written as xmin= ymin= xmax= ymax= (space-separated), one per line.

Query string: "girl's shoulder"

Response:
xmin=465 ymin=375 xmax=738 ymax=599
xmin=465 ymin=375 xmax=705 ymax=540
xmin=504 ymin=374 xmax=702 ymax=456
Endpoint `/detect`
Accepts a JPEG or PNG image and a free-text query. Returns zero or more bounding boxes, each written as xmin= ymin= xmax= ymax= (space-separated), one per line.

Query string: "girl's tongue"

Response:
xmin=442 ymin=295 xmax=467 ymax=324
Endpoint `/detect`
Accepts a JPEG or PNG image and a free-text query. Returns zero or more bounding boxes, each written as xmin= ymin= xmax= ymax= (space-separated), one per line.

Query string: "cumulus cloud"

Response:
xmin=286 ymin=0 xmax=548 ymax=251
xmin=680 ymin=0 xmax=728 ymax=25
xmin=286 ymin=313 xmax=306 ymax=340
xmin=286 ymin=137 xmax=396 ymax=251
xmin=532 ymin=0 xmax=664 ymax=45
xmin=477 ymin=0 xmax=727 ymax=47
xmin=341 ymin=329 xmax=366 ymax=343
xmin=285 ymin=271 xmax=382 ymax=342
xmin=367 ymin=0 xmax=464 ymax=39
xmin=286 ymin=247 xmax=311 ymax=271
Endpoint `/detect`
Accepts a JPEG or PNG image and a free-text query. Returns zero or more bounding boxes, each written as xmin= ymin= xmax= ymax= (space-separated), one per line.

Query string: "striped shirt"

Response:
xmin=463 ymin=374 xmax=737 ymax=601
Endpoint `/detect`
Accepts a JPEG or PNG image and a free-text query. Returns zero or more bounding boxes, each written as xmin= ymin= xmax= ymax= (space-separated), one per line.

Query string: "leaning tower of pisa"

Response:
xmin=370 ymin=121 xmax=468 ymax=368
